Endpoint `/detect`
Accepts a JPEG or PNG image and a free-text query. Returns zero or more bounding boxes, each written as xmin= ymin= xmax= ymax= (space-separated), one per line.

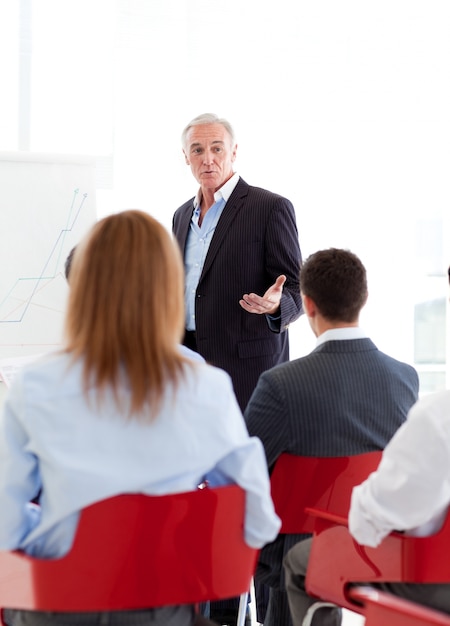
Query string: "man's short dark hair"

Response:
xmin=300 ymin=248 xmax=368 ymax=322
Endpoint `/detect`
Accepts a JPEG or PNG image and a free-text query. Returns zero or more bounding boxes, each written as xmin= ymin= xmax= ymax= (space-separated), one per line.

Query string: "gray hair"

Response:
xmin=181 ymin=113 xmax=236 ymax=150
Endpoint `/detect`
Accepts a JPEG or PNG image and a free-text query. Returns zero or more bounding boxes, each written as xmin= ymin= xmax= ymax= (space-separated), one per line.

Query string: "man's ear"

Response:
xmin=183 ymin=149 xmax=190 ymax=165
xmin=363 ymin=290 xmax=369 ymax=307
xmin=301 ymin=293 xmax=316 ymax=318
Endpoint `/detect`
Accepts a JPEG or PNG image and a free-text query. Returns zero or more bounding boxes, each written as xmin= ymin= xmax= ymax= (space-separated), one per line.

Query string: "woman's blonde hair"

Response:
xmin=65 ymin=210 xmax=186 ymax=417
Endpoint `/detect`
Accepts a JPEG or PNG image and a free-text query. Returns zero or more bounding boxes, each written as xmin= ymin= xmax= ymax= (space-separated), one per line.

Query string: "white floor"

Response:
xmin=342 ymin=609 xmax=365 ymax=626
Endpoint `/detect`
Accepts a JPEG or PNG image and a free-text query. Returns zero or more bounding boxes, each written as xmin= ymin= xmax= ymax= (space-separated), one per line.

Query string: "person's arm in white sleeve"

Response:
xmin=349 ymin=393 xmax=450 ymax=548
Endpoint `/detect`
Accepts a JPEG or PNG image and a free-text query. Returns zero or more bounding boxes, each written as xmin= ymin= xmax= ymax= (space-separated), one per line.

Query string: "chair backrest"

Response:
xmin=270 ymin=451 xmax=382 ymax=534
xmin=349 ymin=586 xmax=450 ymax=626
xmin=305 ymin=507 xmax=450 ymax=612
xmin=0 ymin=486 xmax=258 ymax=612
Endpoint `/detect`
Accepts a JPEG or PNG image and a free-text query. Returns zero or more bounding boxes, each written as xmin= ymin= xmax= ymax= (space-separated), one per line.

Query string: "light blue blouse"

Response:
xmin=0 ymin=352 xmax=280 ymax=558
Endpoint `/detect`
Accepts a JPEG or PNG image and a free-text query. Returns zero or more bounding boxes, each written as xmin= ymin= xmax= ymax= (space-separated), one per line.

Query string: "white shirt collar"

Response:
xmin=193 ymin=172 xmax=239 ymax=208
xmin=315 ymin=326 xmax=368 ymax=348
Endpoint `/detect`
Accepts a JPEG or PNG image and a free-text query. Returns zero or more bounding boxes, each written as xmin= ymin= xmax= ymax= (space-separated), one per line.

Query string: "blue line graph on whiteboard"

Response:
xmin=0 ymin=189 xmax=87 ymax=325
xmin=0 ymin=187 xmax=96 ymax=357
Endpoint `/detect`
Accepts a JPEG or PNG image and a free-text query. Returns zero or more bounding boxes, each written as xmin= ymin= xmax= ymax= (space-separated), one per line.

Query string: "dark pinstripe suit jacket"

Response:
xmin=244 ymin=337 xmax=420 ymax=589
xmin=173 ymin=177 xmax=303 ymax=411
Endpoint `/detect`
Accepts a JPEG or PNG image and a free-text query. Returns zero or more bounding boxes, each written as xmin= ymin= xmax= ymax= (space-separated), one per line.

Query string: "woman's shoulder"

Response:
xmin=181 ymin=360 xmax=237 ymax=406
xmin=184 ymin=359 xmax=233 ymax=385
xmin=11 ymin=351 xmax=80 ymax=395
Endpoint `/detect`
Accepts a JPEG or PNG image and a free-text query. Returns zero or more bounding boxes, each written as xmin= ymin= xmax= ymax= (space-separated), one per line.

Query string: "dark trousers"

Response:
xmin=3 ymin=607 xmax=219 ymax=626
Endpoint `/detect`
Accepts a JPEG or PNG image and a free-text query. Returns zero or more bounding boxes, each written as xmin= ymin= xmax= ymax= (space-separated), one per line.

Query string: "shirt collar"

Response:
xmin=316 ymin=326 xmax=368 ymax=348
xmin=193 ymin=172 xmax=239 ymax=208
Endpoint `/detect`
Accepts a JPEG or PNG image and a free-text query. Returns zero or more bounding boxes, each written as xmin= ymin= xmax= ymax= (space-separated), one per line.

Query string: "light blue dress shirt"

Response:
xmin=184 ymin=173 xmax=239 ymax=330
xmin=0 ymin=351 xmax=280 ymax=558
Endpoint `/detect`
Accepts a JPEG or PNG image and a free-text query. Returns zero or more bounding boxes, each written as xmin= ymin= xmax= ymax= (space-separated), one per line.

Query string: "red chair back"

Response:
xmin=0 ymin=486 xmax=258 ymax=612
xmin=349 ymin=586 xmax=450 ymax=626
xmin=305 ymin=507 xmax=450 ymax=612
xmin=270 ymin=452 xmax=382 ymax=534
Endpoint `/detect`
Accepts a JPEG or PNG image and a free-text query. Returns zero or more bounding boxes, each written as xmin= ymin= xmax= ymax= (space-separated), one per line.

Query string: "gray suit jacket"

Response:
xmin=244 ymin=338 xmax=420 ymax=589
xmin=173 ymin=177 xmax=303 ymax=411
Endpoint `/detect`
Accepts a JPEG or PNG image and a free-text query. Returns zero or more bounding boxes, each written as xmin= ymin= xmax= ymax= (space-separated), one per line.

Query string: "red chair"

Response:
xmin=270 ymin=451 xmax=382 ymax=533
xmin=0 ymin=486 xmax=258 ymax=623
xmin=305 ymin=506 xmax=450 ymax=614
xmin=237 ymin=452 xmax=382 ymax=621
xmin=349 ymin=586 xmax=450 ymax=626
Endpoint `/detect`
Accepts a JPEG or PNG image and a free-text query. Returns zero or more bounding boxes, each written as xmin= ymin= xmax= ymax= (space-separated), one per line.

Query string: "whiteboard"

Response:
xmin=0 ymin=152 xmax=97 ymax=359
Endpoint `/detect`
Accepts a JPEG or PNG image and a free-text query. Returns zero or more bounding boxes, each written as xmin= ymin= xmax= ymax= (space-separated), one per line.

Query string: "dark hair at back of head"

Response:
xmin=65 ymin=210 xmax=186 ymax=418
xmin=64 ymin=246 xmax=77 ymax=281
xmin=300 ymin=248 xmax=368 ymax=322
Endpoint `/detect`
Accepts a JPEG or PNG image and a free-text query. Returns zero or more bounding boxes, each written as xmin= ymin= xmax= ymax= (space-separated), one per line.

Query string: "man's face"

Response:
xmin=183 ymin=123 xmax=237 ymax=192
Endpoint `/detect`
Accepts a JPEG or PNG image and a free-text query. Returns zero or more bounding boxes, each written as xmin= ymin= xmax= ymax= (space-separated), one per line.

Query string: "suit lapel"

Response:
xmin=200 ymin=178 xmax=249 ymax=280
xmin=175 ymin=200 xmax=195 ymax=254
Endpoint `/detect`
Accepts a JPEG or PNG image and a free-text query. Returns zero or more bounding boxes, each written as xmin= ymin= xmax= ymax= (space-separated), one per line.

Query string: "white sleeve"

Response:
xmin=349 ymin=394 xmax=450 ymax=547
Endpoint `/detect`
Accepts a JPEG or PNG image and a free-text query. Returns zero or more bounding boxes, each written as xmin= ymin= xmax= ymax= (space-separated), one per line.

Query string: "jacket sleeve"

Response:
xmin=264 ymin=196 xmax=303 ymax=332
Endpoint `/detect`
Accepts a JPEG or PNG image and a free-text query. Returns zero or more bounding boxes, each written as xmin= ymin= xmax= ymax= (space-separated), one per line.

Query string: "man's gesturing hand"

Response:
xmin=239 ymin=275 xmax=286 ymax=315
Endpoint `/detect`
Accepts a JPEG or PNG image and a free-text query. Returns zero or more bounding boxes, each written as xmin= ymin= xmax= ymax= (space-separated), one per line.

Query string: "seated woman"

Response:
xmin=0 ymin=210 xmax=281 ymax=626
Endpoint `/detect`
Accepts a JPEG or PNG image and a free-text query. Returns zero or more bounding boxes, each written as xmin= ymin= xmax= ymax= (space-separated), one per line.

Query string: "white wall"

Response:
xmin=0 ymin=152 xmax=96 ymax=359
xmin=1 ymin=0 xmax=449 ymax=380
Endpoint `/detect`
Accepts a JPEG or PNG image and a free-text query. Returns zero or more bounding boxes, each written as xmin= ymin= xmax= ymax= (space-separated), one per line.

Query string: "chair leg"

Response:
xmin=302 ymin=601 xmax=339 ymax=626
xmin=237 ymin=592 xmax=249 ymax=626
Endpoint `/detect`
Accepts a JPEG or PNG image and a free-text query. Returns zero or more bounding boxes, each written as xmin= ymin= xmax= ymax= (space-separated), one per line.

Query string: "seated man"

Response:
xmin=283 ymin=264 xmax=450 ymax=626
xmin=244 ymin=248 xmax=419 ymax=626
